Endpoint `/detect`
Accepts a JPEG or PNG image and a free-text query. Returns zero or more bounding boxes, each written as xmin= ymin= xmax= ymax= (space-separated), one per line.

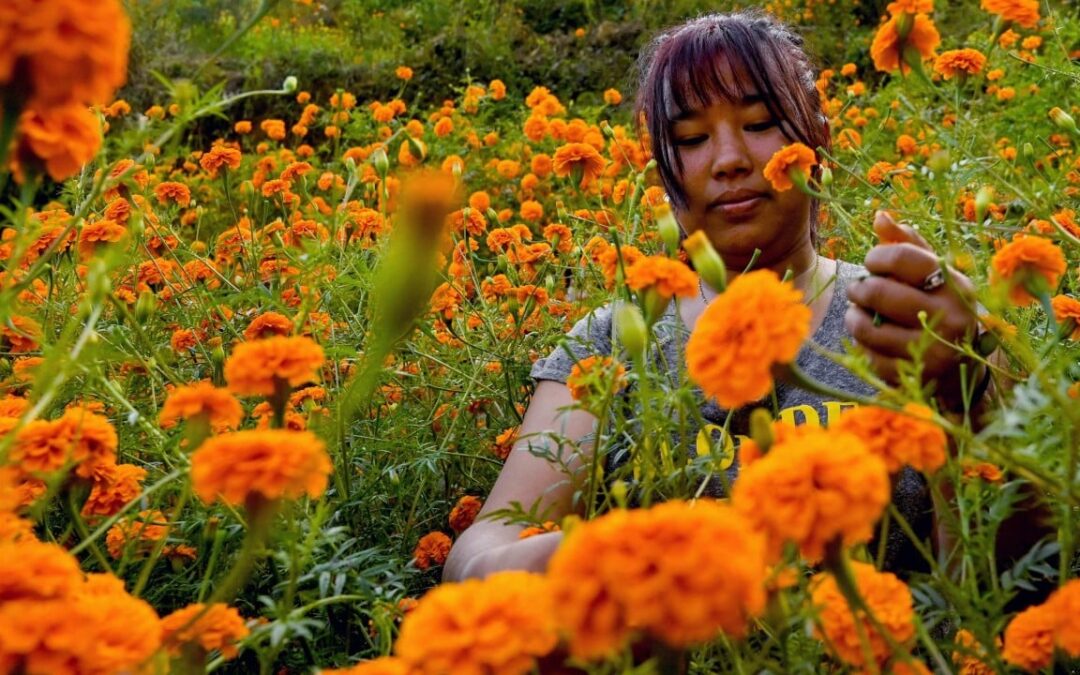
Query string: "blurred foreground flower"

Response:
xmin=547 ymin=500 xmax=767 ymax=660
xmin=395 ymin=571 xmax=558 ymax=674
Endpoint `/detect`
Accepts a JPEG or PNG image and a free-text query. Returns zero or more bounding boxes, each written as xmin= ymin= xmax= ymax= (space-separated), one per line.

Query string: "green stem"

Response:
xmin=209 ymin=497 xmax=278 ymax=604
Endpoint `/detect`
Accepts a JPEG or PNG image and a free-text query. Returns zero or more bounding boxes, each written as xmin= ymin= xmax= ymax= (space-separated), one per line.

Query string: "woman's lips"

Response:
xmin=711 ymin=195 xmax=765 ymax=219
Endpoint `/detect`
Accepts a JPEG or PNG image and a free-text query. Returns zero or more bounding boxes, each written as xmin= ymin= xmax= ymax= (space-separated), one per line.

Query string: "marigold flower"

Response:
xmin=394 ymin=65 xmax=413 ymax=80
xmin=934 ymin=48 xmax=987 ymax=79
xmin=886 ymin=0 xmax=933 ymax=14
xmin=625 ymin=255 xmax=699 ymax=299
xmin=449 ymin=495 xmax=483 ymax=533
xmin=952 ymin=629 xmax=998 ymax=675
xmin=224 ymin=335 xmax=325 ymax=397
xmin=412 ymin=531 xmax=452 ymax=571
xmin=552 ymin=142 xmax=608 ymax=188
xmin=686 ymin=269 xmax=811 ymax=409
xmin=0 ymin=540 xmax=82 ymax=601
xmin=870 ymin=14 xmax=941 ymax=74
xmin=732 ymin=424 xmax=890 ymax=560
xmin=1048 ymin=579 xmax=1080 ymax=657
xmin=981 ymin=0 xmax=1039 ymax=28
xmin=191 ymin=429 xmax=331 ymax=506
xmin=2 ymin=314 xmax=43 ymax=353
xmin=990 ymin=235 xmax=1066 ymax=305
xmin=154 ymin=181 xmax=192 ymax=207
xmin=13 ymin=104 xmax=102 ymax=182
xmin=1003 ymin=601 xmax=1058 ymax=672
xmin=1051 ymin=295 xmax=1080 ymax=339
xmin=78 ymin=218 xmax=127 ymax=259
xmin=603 ymin=88 xmax=623 ymax=105
xmin=833 ymin=403 xmax=947 ymax=473
xmin=810 ymin=562 xmax=915 ymax=669
xmin=565 ymin=355 xmax=627 ymax=405
xmin=160 ymin=381 xmax=243 ymax=432
xmin=260 ymin=119 xmax=287 ymax=141
xmin=234 ymin=120 xmax=253 ymax=134
xmin=0 ymin=0 xmax=130 ymax=107
xmin=161 ymin=603 xmax=250 ymax=660
xmin=396 ymin=571 xmax=557 ymax=674
xmin=763 ymin=143 xmax=818 ymax=192
xmin=106 ymin=509 xmax=168 ymax=559
xmin=548 ymin=500 xmax=767 ymax=659
xmin=200 ymin=145 xmax=242 ymax=176
xmin=82 ymin=463 xmax=147 ymax=517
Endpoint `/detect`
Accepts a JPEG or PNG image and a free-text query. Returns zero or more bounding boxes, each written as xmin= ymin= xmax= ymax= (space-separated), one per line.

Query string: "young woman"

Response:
xmin=443 ymin=11 xmax=985 ymax=582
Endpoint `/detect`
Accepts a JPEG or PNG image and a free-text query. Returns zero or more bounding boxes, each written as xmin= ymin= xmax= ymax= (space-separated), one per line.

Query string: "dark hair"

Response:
xmin=635 ymin=11 xmax=830 ymax=238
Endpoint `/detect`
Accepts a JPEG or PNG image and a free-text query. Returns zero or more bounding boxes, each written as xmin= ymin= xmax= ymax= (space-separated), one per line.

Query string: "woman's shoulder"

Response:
xmin=529 ymin=302 xmax=616 ymax=383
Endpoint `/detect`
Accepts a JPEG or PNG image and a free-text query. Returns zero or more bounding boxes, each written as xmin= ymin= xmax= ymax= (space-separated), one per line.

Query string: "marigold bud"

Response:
xmin=282 ymin=76 xmax=298 ymax=93
xmin=1050 ymin=107 xmax=1079 ymax=135
xmin=135 ymin=290 xmax=156 ymax=324
xmin=615 ymin=302 xmax=648 ymax=361
xmin=975 ymin=186 xmax=994 ymax=224
xmin=654 ymin=203 xmax=681 ymax=255
xmin=682 ymin=230 xmax=727 ymax=292
xmin=371 ymin=147 xmax=389 ymax=176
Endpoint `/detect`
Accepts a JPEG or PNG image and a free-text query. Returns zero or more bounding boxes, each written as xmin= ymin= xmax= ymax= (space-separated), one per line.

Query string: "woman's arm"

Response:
xmin=442 ymin=380 xmax=599 ymax=581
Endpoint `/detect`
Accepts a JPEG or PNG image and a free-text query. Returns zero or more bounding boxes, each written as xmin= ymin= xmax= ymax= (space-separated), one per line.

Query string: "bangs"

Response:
xmin=658 ymin=26 xmax=761 ymax=121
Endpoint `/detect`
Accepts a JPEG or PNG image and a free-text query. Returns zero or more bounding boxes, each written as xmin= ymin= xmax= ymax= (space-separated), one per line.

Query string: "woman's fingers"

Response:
xmin=844 ymin=304 xmax=926 ymax=358
xmin=846 ymin=275 xmax=956 ymax=329
xmin=873 ymin=210 xmax=932 ymax=249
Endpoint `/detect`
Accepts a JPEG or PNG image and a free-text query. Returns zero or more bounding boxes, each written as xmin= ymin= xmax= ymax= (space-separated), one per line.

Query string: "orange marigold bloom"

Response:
xmin=603 ymin=88 xmax=623 ymax=105
xmin=833 ymin=403 xmax=947 ymax=473
xmin=260 ymin=119 xmax=286 ymax=141
xmin=78 ymin=218 xmax=127 ymax=259
xmin=934 ymin=49 xmax=987 ymax=79
xmin=763 ymin=143 xmax=817 ymax=192
xmin=412 ymin=531 xmax=452 ymax=571
xmin=0 ymin=0 xmax=130 ymax=107
xmin=243 ymin=312 xmax=295 ymax=341
xmin=105 ymin=509 xmax=168 ymax=559
xmin=952 ymin=629 xmax=999 ymax=675
xmin=870 ymin=14 xmax=941 ymax=74
xmin=566 ymin=355 xmax=627 ymax=404
xmin=396 ymin=571 xmax=556 ymax=674
xmin=625 ymin=255 xmax=699 ymax=299
xmin=394 ymin=65 xmax=413 ymax=81
xmin=1003 ymin=601 xmax=1058 ymax=672
xmin=154 ymin=181 xmax=191 ymax=207
xmin=82 ymin=463 xmax=147 ymax=517
xmin=552 ymin=142 xmax=608 ymax=188
xmin=1051 ymin=295 xmax=1080 ymax=339
xmin=159 ymin=381 xmax=243 ymax=432
xmin=224 ymin=335 xmax=325 ymax=397
xmin=981 ymin=0 xmax=1039 ymax=28
xmin=886 ymin=0 xmax=933 ymax=13
xmin=520 ymin=199 xmax=544 ymax=222
xmin=811 ymin=562 xmax=915 ymax=669
xmin=2 ymin=314 xmax=43 ymax=353
xmin=200 ymin=145 xmax=242 ymax=176
xmin=13 ymin=104 xmax=101 ymax=182
xmin=1048 ymin=579 xmax=1080 ymax=657
xmin=686 ymin=269 xmax=810 ymax=409
xmin=190 ymin=429 xmax=331 ymax=506
xmin=0 ymin=539 xmax=82 ymax=601
xmin=990 ymin=235 xmax=1066 ymax=305
xmin=732 ymin=424 xmax=889 ymax=560
xmin=161 ymin=603 xmax=250 ymax=660
xmin=448 ymin=495 xmax=483 ymax=533
xmin=548 ymin=500 xmax=767 ymax=659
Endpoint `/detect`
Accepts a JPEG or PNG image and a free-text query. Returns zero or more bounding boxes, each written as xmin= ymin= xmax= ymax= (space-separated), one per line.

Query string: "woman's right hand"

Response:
xmin=452 ymin=530 xmax=564 ymax=580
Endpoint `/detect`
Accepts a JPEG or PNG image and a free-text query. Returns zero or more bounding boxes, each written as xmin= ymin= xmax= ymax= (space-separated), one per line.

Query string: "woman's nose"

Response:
xmin=709 ymin=127 xmax=753 ymax=179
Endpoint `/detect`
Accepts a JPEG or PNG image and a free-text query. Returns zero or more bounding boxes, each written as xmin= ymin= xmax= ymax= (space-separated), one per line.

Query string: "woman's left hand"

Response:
xmin=844 ymin=211 xmax=982 ymax=406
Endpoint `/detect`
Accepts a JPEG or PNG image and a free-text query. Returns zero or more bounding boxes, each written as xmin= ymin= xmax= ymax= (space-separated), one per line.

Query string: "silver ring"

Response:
xmin=921 ymin=268 xmax=946 ymax=292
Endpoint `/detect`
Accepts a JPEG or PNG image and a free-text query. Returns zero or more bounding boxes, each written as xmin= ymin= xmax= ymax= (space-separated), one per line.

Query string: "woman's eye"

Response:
xmin=674 ymin=135 xmax=706 ymax=147
xmin=746 ymin=120 xmax=778 ymax=132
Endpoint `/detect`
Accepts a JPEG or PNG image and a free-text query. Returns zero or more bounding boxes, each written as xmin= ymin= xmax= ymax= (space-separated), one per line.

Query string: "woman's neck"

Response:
xmin=699 ymin=238 xmax=823 ymax=301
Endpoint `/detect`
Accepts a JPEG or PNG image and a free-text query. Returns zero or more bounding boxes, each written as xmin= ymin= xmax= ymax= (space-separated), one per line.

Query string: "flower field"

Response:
xmin=1 ymin=0 xmax=1080 ymax=673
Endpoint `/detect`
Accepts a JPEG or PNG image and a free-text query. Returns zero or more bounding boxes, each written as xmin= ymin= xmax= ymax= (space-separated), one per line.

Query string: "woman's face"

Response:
xmin=669 ymin=73 xmax=813 ymax=270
